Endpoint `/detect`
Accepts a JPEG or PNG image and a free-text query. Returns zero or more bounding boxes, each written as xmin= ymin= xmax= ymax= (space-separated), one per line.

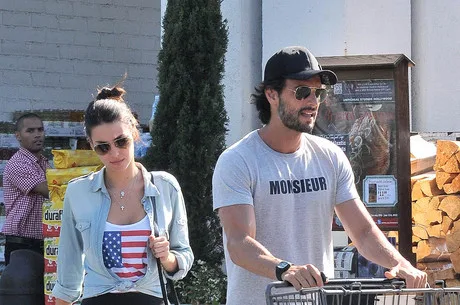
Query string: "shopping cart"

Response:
xmin=266 ymin=278 xmax=460 ymax=305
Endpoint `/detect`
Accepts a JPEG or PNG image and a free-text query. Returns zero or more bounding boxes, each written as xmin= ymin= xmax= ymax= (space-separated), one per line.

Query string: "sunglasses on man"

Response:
xmin=92 ymin=136 xmax=132 ymax=155
xmin=287 ymin=85 xmax=328 ymax=103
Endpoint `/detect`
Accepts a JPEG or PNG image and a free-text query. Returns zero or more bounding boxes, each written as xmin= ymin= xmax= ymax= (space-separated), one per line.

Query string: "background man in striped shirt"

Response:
xmin=2 ymin=113 xmax=50 ymax=265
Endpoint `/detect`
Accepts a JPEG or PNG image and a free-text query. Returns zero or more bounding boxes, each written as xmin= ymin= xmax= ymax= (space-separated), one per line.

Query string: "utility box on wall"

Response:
xmin=316 ymin=54 xmax=415 ymax=263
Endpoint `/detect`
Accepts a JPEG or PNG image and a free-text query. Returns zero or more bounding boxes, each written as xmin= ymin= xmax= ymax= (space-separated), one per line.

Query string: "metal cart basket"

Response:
xmin=266 ymin=278 xmax=460 ymax=305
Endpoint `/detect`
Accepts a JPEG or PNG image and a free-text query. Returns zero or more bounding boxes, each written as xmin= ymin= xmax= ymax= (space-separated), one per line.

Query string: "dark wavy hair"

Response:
xmin=250 ymin=78 xmax=285 ymax=124
xmin=84 ymin=83 xmax=139 ymax=140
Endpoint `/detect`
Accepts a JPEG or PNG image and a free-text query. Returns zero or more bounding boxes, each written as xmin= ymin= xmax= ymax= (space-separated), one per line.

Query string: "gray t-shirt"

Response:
xmin=212 ymin=130 xmax=359 ymax=305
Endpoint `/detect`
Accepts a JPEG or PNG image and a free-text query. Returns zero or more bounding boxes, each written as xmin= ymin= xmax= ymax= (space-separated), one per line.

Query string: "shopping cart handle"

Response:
xmin=279 ymin=272 xmax=405 ymax=288
xmin=278 ymin=272 xmax=328 ymax=287
xmin=325 ymin=277 xmax=405 ymax=288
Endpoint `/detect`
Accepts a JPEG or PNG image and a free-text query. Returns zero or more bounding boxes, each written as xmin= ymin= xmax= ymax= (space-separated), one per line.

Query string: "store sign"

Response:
xmin=363 ymin=175 xmax=398 ymax=207
xmin=315 ymin=78 xmax=399 ymax=230
xmin=333 ymin=80 xmax=395 ymax=103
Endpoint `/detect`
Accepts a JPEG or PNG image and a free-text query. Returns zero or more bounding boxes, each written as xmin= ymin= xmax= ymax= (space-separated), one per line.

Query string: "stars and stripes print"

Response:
xmin=102 ymin=228 xmax=151 ymax=281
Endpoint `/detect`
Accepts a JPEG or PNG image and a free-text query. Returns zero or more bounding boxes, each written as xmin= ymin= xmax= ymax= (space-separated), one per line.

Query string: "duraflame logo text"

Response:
xmin=44 ymin=210 xmax=63 ymax=221
xmin=46 ymin=244 xmax=58 ymax=257
xmin=45 ymin=280 xmax=55 ymax=292
xmin=44 ymin=274 xmax=57 ymax=294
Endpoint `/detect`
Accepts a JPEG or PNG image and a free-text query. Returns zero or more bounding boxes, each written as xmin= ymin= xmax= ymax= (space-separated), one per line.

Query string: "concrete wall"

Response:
xmin=411 ymin=1 xmax=460 ymax=132
xmin=0 ymin=0 xmax=161 ymax=124
xmin=262 ymin=0 xmax=411 ymax=78
xmin=221 ymin=0 xmax=262 ymax=145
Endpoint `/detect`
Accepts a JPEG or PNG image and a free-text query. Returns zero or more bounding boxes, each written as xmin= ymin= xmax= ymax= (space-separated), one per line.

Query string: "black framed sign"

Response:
xmin=315 ymin=79 xmax=398 ymax=229
xmin=316 ymin=54 xmax=415 ymax=263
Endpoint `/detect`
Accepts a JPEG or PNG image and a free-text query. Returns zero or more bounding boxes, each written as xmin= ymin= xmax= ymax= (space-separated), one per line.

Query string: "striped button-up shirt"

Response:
xmin=2 ymin=147 xmax=49 ymax=239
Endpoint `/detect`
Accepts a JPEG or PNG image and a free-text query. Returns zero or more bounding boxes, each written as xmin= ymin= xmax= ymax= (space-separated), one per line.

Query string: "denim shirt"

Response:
xmin=52 ymin=164 xmax=194 ymax=303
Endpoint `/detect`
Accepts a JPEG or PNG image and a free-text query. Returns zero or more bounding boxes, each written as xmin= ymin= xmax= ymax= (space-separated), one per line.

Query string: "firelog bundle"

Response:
xmin=411 ymin=140 xmax=460 ymax=287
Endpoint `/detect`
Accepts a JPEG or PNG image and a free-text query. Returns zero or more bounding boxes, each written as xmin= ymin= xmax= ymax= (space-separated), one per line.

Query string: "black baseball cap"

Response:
xmin=264 ymin=46 xmax=337 ymax=85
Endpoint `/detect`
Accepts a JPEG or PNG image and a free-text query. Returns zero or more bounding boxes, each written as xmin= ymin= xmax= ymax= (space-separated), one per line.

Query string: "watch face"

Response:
xmin=278 ymin=261 xmax=290 ymax=269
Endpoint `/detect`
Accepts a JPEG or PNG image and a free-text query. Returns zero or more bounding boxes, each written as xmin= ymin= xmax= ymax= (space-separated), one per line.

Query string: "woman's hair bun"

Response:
xmin=96 ymin=86 xmax=126 ymax=102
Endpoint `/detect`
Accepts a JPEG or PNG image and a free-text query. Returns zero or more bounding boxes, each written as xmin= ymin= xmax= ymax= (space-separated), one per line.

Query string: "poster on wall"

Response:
xmin=314 ymin=79 xmax=398 ymax=230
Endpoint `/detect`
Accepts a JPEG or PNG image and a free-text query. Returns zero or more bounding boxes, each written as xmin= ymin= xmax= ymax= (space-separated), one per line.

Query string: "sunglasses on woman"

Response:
xmin=92 ymin=136 xmax=132 ymax=155
xmin=287 ymin=85 xmax=328 ymax=103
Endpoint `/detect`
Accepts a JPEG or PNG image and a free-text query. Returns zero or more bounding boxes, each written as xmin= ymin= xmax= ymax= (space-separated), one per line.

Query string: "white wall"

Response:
xmin=411 ymin=1 xmax=460 ymax=132
xmin=262 ymin=0 xmax=411 ymax=65
xmin=222 ymin=0 xmax=413 ymax=145
xmin=221 ymin=0 xmax=262 ymax=145
xmin=0 ymin=0 xmax=161 ymax=124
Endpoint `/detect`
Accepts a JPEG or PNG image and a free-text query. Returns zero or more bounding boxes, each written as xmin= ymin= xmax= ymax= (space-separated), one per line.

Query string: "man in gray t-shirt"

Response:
xmin=212 ymin=46 xmax=426 ymax=305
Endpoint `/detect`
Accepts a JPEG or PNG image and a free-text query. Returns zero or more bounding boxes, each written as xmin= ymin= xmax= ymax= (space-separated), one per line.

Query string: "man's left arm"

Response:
xmin=32 ymin=181 xmax=49 ymax=198
xmin=335 ymin=198 xmax=427 ymax=288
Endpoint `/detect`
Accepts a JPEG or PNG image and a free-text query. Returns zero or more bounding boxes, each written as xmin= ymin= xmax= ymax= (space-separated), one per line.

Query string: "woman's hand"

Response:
xmin=149 ymin=235 xmax=170 ymax=261
xmin=148 ymin=235 xmax=178 ymax=273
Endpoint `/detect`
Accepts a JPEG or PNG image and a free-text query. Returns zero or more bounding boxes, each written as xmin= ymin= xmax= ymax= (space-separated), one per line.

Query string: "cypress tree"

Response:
xmin=144 ymin=0 xmax=228 ymax=301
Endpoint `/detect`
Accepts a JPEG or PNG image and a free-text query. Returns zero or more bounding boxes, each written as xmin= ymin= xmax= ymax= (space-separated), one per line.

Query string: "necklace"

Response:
xmin=108 ymin=171 xmax=139 ymax=211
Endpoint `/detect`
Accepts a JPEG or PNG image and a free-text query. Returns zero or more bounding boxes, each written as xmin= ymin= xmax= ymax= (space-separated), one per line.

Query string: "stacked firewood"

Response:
xmin=411 ymin=140 xmax=460 ymax=287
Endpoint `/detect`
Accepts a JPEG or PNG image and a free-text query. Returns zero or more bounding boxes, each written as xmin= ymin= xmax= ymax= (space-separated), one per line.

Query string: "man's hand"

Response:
xmin=385 ymin=261 xmax=427 ymax=288
xmin=281 ymin=264 xmax=325 ymax=290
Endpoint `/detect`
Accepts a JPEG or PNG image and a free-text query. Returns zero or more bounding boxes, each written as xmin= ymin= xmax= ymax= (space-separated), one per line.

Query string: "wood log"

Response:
xmin=413 ymin=225 xmax=428 ymax=240
xmin=413 ymin=197 xmax=443 ymax=226
xmin=446 ymin=229 xmax=460 ymax=252
xmin=445 ymin=279 xmax=460 ymax=288
xmin=443 ymin=173 xmax=460 ymax=194
xmin=411 ymin=171 xmax=435 ymax=184
xmin=426 ymin=267 xmax=456 ymax=281
xmin=418 ymin=173 xmax=444 ymax=197
xmin=442 ymin=214 xmax=454 ymax=234
xmin=417 ymin=261 xmax=453 ymax=271
xmin=416 ymin=238 xmax=450 ymax=262
xmin=411 ymin=155 xmax=435 ymax=175
xmin=450 ymin=248 xmax=460 ymax=273
xmin=434 ymin=140 xmax=460 ymax=170
xmin=439 ymin=195 xmax=460 ymax=220
xmin=451 ymin=220 xmax=460 ymax=233
xmin=429 ymin=195 xmax=446 ymax=211
xmin=441 ymin=155 xmax=460 ymax=173
xmin=436 ymin=171 xmax=457 ymax=189
xmin=415 ymin=240 xmax=431 ymax=262
xmin=411 ymin=179 xmax=426 ymax=201
xmin=426 ymin=224 xmax=444 ymax=238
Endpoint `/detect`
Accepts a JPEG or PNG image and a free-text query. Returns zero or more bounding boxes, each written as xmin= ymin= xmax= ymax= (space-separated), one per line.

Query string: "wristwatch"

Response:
xmin=275 ymin=261 xmax=292 ymax=281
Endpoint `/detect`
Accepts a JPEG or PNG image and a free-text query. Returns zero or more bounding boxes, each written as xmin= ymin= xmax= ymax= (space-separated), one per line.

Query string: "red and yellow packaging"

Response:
xmin=42 ymin=200 xmax=63 ymax=237
xmin=46 ymin=165 xmax=101 ymax=186
xmin=44 ymin=272 xmax=57 ymax=305
xmin=48 ymin=184 xmax=67 ymax=205
xmin=52 ymin=149 xmax=102 ymax=169
xmin=44 ymin=237 xmax=59 ymax=273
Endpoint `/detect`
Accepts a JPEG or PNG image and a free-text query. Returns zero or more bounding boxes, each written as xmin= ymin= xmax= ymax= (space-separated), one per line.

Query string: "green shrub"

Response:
xmin=144 ymin=0 xmax=229 ymax=302
xmin=175 ymin=260 xmax=227 ymax=305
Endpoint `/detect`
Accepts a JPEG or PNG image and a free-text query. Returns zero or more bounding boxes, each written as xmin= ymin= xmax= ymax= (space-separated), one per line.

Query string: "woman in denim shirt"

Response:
xmin=53 ymin=85 xmax=193 ymax=305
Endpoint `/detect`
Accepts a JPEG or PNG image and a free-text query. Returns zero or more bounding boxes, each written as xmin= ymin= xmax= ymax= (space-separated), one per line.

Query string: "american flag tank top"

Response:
xmin=103 ymin=215 xmax=151 ymax=282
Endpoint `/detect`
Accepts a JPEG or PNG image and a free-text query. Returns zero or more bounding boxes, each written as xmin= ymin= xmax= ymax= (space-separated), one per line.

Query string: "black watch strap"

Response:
xmin=276 ymin=261 xmax=292 ymax=281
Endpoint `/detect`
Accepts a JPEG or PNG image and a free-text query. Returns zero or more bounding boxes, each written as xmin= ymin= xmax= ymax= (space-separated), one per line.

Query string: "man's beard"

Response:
xmin=278 ymin=97 xmax=315 ymax=133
